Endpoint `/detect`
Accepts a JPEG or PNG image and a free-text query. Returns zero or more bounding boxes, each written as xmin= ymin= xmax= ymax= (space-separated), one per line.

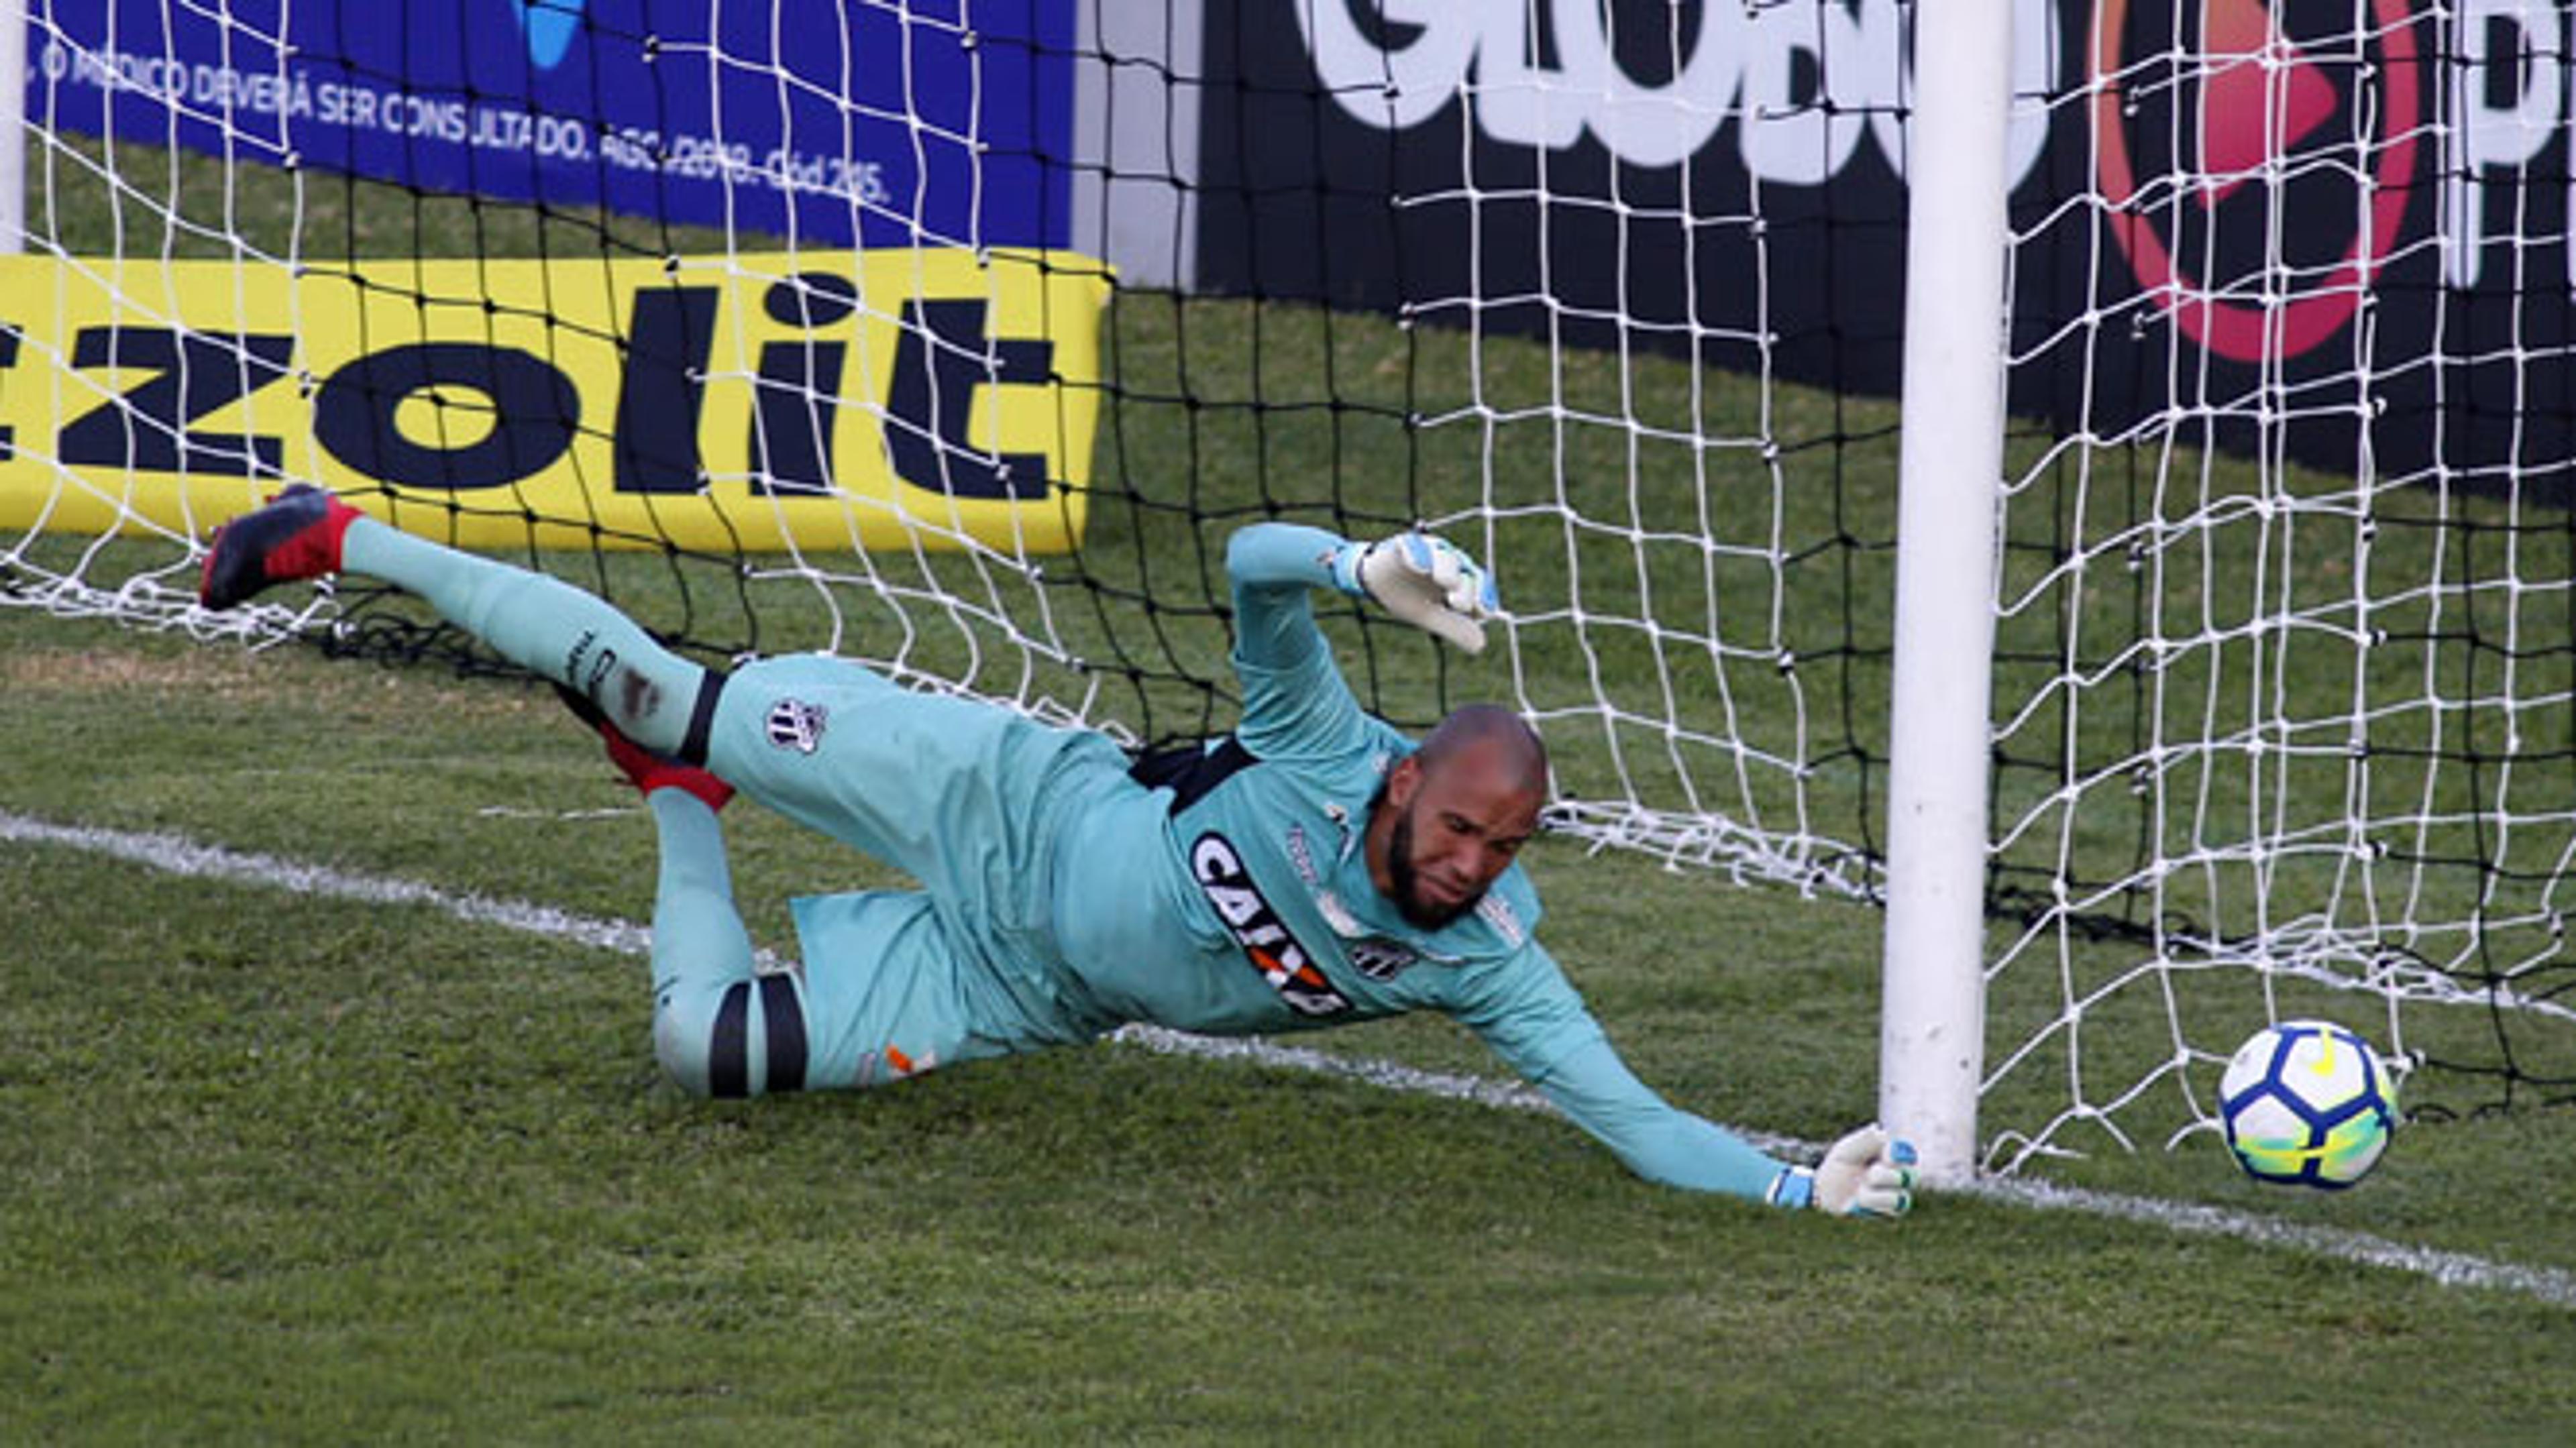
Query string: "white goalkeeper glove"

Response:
xmin=1329 ymin=530 xmax=1501 ymax=653
xmin=1764 ymin=1126 xmax=1919 ymax=1219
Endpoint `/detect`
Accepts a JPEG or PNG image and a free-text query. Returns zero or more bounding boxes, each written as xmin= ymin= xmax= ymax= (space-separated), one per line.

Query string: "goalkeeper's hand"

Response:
xmin=1764 ymin=1126 xmax=1919 ymax=1219
xmin=1329 ymin=530 xmax=1501 ymax=653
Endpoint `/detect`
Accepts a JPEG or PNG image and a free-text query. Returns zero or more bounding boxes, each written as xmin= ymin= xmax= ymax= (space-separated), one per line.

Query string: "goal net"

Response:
xmin=4 ymin=0 xmax=2570 ymax=1166
xmin=1976 ymin=0 xmax=2576 ymax=1166
xmin=2 ymin=0 xmax=1892 ymax=897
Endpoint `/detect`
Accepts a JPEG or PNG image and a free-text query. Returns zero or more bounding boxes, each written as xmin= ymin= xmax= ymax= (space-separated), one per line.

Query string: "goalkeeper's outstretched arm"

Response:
xmin=1529 ymin=1030 xmax=1918 ymax=1218
xmin=1226 ymin=520 xmax=1501 ymax=663
xmin=1223 ymin=519 xmax=1499 ymax=758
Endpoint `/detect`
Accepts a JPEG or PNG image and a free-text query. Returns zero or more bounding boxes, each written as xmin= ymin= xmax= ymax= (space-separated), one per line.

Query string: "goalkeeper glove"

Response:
xmin=1764 ymin=1126 xmax=1919 ymax=1219
xmin=1329 ymin=530 xmax=1501 ymax=653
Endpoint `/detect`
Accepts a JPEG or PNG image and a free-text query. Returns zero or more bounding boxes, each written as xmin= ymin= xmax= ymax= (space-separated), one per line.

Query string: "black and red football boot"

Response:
xmin=197 ymin=484 xmax=364 ymax=610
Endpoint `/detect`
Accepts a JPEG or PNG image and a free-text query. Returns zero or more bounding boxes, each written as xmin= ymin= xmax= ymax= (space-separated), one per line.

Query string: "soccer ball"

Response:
xmin=2217 ymin=1019 xmax=2399 ymax=1189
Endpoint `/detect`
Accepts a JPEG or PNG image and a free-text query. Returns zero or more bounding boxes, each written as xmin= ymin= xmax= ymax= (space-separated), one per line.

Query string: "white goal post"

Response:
xmin=1880 ymin=0 xmax=2015 ymax=1183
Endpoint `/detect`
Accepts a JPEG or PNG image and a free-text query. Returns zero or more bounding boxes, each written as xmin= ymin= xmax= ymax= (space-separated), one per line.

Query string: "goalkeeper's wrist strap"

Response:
xmin=1765 ymin=1164 xmax=1817 ymax=1211
xmin=1326 ymin=540 xmax=1370 ymax=599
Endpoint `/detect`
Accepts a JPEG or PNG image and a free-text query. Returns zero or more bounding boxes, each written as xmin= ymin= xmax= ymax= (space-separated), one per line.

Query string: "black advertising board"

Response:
xmin=1197 ymin=1 xmax=2576 ymax=501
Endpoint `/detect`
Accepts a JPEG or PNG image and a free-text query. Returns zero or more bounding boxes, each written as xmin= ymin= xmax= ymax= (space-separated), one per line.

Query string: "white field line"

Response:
xmin=0 ymin=810 xmax=657 ymax=958
xmin=5 ymin=808 xmax=2571 ymax=1312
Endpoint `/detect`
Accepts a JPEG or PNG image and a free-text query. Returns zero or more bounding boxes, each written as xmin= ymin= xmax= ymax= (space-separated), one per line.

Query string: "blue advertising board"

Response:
xmin=30 ymin=0 xmax=1074 ymax=250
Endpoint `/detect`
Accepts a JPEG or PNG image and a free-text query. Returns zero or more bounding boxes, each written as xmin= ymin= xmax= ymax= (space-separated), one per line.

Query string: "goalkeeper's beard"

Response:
xmin=1385 ymin=802 xmax=1477 ymax=930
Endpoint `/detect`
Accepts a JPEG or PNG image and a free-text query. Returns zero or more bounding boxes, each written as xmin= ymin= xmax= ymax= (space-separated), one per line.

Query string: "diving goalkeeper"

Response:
xmin=199 ymin=488 xmax=1916 ymax=1217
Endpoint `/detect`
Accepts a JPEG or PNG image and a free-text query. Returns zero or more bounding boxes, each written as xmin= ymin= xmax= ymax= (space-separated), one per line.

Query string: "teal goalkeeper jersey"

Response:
xmin=1043 ymin=522 xmax=1790 ymax=1199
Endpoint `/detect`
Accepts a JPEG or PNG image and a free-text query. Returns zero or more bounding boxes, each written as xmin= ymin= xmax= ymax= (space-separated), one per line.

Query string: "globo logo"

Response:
xmin=1290 ymin=0 xmax=2061 ymax=188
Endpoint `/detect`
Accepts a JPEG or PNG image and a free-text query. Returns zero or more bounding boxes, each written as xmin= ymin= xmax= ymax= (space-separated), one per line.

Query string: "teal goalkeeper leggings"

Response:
xmin=342 ymin=520 xmax=810 ymax=1099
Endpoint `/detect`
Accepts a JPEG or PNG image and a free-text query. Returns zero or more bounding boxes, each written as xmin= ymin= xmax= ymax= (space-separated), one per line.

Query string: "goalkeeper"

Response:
xmin=199 ymin=488 xmax=1916 ymax=1217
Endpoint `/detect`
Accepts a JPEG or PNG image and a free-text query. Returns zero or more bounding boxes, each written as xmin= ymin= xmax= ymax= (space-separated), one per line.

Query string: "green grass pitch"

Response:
xmin=5 ymin=622 xmax=2574 ymax=1441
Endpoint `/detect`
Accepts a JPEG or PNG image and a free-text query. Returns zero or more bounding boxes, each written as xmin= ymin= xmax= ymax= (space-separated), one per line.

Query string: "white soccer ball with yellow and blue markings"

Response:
xmin=2218 ymin=1019 xmax=2399 ymax=1190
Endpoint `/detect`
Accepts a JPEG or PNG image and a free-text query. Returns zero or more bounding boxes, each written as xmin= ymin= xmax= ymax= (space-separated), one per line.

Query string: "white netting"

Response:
xmin=0 ymin=0 xmax=1896 ymax=912
xmin=1 ymin=0 xmax=1120 ymax=715
xmin=1986 ymin=0 xmax=2576 ymax=1167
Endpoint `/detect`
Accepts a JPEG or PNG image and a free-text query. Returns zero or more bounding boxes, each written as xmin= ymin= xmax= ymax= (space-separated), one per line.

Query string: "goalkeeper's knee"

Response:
xmin=653 ymin=972 xmax=811 ymax=1099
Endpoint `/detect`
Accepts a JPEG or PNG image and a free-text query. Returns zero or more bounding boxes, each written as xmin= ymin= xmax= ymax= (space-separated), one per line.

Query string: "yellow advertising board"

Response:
xmin=0 ymin=249 xmax=1109 ymax=552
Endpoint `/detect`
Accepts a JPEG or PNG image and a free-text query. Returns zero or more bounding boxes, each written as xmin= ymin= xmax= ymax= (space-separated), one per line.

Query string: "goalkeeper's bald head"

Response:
xmin=1414 ymin=704 xmax=1550 ymax=800
xmin=1369 ymin=705 xmax=1550 ymax=928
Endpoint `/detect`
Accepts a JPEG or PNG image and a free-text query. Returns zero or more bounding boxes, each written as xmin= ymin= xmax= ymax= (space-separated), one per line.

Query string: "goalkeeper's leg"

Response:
xmin=645 ymin=788 xmax=808 ymax=1097
xmin=199 ymin=488 xmax=717 ymax=759
xmin=346 ymin=518 xmax=718 ymax=760
xmin=645 ymin=787 xmax=1035 ymax=1097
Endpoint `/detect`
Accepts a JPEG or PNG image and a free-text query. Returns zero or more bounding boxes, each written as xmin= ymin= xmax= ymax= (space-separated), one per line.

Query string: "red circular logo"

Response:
xmin=2090 ymin=0 xmax=2422 ymax=364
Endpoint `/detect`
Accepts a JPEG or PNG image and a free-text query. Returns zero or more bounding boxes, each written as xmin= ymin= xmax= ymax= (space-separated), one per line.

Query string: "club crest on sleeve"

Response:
xmin=765 ymin=698 xmax=829 ymax=754
xmin=1347 ymin=937 xmax=1418 ymax=982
